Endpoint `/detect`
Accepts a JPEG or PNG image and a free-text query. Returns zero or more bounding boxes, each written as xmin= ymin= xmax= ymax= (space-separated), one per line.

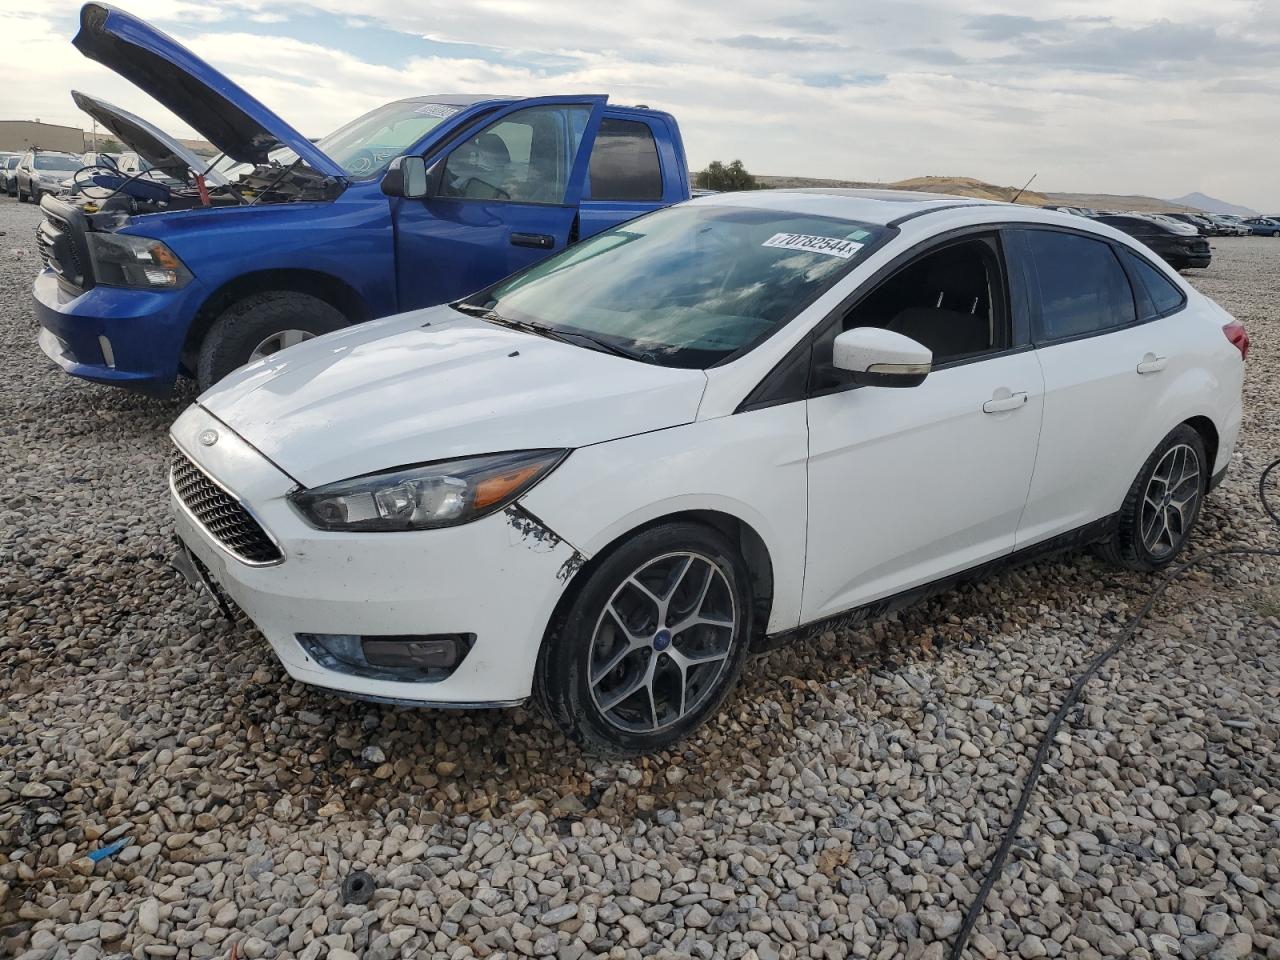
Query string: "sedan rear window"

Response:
xmin=470 ymin=205 xmax=886 ymax=368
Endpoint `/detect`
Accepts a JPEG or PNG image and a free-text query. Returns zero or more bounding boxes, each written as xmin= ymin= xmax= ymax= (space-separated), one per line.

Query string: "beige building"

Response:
xmin=0 ymin=120 xmax=87 ymax=155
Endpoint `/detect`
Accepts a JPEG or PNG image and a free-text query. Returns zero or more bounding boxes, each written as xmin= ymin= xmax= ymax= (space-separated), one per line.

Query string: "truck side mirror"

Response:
xmin=382 ymin=155 xmax=429 ymax=199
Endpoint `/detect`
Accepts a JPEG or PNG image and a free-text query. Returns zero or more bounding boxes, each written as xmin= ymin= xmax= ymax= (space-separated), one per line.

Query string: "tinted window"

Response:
xmin=443 ymin=104 xmax=590 ymax=204
xmin=1120 ymin=248 xmax=1185 ymax=317
xmin=471 ymin=205 xmax=885 ymax=369
xmin=588 ymin=119 xmax=662 ymax=201
xmin=1025 ymin=231 xmax=1136 ymax=341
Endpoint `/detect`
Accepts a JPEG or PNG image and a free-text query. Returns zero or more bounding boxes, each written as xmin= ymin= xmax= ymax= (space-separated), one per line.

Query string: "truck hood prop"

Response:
xmin=72 ymin=3 xmax=346 ymax=179
xmin=71 ymin=90 xmax=230 ymax=186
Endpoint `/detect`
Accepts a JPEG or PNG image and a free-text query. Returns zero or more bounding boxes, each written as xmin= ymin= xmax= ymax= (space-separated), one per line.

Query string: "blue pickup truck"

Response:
xmin=35 ymin=4 xmax=691 ymax=395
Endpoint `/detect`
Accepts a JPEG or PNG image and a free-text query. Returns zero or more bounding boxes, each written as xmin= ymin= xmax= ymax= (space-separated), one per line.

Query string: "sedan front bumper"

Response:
xmin=168 ymin=404 xmax=582 ymax=706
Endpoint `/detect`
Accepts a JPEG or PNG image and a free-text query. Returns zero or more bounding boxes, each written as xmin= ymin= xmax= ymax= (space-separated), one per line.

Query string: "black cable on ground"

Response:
xmin=948 ymin=457 xmax=1280 ymax=960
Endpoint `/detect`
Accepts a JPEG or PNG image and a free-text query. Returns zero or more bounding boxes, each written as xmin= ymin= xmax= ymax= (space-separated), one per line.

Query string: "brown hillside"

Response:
xmin=756 ymin=173 xmax=1202 ymax=213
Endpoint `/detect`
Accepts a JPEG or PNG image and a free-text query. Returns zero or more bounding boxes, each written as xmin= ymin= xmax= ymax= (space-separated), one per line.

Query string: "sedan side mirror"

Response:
xmin=381 ymin=155 xmax=429 ymax=199
xmin=832 ymin=327 xmax=932 ymax=388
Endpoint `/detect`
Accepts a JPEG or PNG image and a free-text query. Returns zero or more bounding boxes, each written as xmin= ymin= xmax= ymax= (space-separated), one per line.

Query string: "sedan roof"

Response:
xmin=689 ymin=187 xmax=997 ymax=226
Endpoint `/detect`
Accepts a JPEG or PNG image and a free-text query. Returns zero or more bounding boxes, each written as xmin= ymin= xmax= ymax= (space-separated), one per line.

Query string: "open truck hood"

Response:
xmin=71 ymin=90 xmax=229 ymax=186
xmin=72 ymin=3 xmax=346 ymax=179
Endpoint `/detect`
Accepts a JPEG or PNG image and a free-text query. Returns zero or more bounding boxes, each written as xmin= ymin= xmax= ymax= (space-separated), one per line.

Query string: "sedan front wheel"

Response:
xmin=537 ymin=522 xmax=754 ymax=756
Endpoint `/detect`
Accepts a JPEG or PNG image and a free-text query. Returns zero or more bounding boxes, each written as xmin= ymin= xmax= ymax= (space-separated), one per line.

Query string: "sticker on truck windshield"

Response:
xmin=414 ymin=103 xmax=461 ymax=119
xmin=763 ymin=233 xmax=864 ymax=259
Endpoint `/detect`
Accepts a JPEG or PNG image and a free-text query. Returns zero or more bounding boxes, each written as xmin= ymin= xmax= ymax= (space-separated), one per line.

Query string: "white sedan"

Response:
xmin=170 ymin=189 xmax=1247 ymax=755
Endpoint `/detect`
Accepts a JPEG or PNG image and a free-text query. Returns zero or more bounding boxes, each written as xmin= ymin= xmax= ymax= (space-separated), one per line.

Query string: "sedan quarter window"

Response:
xmin=1118 ymin=248 xmax=1186 ymax=318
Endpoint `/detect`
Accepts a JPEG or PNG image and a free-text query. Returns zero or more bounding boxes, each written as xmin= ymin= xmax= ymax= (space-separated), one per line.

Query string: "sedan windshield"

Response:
xmin=468 ymin=205 xmax=886 ymax=368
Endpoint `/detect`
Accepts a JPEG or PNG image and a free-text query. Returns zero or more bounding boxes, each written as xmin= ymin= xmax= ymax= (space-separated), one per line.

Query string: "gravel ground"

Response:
xmin=1 ymin=198 xmax=1278 ymax=960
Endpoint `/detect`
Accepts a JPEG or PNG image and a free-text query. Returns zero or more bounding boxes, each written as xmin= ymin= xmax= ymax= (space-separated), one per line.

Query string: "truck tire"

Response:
xmin=197 ymin=291 xmax=347 ymax=391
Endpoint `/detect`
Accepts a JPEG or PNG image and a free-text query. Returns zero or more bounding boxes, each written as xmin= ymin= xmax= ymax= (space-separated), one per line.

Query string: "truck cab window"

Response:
xmin=442 ymin=105 xmax=590 ymax=204
xmin=588 ymin=119 xmax=663 ymax=201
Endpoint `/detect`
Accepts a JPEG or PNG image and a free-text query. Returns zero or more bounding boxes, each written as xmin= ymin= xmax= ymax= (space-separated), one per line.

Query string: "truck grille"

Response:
xmin=36 ymin=212 xmax=89 ymax=290
xmin=171 ymin=449 xmax=283 ymax=565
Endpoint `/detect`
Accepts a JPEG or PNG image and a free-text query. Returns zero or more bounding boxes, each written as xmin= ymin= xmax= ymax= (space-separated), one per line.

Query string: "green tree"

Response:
xmin=694 ymin=159 xmax=760 ymax=192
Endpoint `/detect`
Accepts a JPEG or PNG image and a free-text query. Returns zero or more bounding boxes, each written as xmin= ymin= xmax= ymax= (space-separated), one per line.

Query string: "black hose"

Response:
xmin=948 ymin=457 xmax=1280 ymax=960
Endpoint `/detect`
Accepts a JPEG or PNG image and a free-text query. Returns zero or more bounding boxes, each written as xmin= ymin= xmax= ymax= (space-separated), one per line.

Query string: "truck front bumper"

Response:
xmin=33 ymin=269 xmax=205 ymax=397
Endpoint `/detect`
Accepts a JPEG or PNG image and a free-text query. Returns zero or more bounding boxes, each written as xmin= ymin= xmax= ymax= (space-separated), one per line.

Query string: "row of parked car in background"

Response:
xmin=1045 ymin=205 xmax=1280 ymax=269
xmin=0 ymin=148 xmax=165 ymax=203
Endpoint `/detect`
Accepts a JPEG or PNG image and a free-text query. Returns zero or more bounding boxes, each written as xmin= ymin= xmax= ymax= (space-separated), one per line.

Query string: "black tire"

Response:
xmin=16 ymin=181 xmax=26 ymax=203
xmin=536 ymin=522 xmax=754 ymax=756
xmin=196 ymin=291 xmax=347 ymax=390
xmin=1096 ymin=424 xmax=1207 ymax=572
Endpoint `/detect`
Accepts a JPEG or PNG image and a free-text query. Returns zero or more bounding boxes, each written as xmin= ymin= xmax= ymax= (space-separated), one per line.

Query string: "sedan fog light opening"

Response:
xmin=297 ymin=633 xmax=475 ymax=682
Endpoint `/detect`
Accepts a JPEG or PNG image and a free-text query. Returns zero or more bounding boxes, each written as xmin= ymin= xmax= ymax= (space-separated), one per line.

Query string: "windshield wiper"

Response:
xmin=464 ymin=306 xmax=645 ymax=362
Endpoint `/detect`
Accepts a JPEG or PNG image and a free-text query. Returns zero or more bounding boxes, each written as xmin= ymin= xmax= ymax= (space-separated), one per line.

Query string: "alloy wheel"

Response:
xmin=588 ymin=551 xmax=737 ymax=733
xmin=1140 ymin=443 xmax=1201 ymax=559
xmin=249 ymin=328 xmax=316 ymax=361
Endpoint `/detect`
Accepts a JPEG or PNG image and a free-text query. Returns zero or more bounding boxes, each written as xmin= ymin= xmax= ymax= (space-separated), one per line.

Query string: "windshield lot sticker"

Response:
xmin=414 ymin=104 xmax=461 ymax=118
xmin=763 ymin=233 xmax=864 ymax=259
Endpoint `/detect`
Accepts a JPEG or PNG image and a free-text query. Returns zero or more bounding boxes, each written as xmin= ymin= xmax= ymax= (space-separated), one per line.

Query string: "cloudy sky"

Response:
xmin=3 ymin=0 xmax=1279 ymax=209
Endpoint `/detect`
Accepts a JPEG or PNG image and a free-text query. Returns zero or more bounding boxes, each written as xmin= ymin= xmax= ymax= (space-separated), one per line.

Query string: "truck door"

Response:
xmin=390 ymin=96 xmax=604 ymax=310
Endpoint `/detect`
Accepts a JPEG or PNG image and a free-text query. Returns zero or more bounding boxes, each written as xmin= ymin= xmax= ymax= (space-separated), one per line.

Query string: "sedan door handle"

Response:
xmin=982 ymin=390 xmax=1029 ymax=414
xmin=510 ymin=232 xmax=555 ymax=249
xmin=1136 ymin=353 xmax=1168 ymax=375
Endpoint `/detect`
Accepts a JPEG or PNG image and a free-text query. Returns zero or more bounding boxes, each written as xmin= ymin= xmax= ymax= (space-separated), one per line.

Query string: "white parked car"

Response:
xmin=170 ymin=190 xmax=1247 ymax=754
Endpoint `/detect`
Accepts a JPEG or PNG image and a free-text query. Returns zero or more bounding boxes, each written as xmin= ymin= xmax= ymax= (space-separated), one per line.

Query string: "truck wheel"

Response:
xmin=197 ymin=291 xmax=347 ymax=391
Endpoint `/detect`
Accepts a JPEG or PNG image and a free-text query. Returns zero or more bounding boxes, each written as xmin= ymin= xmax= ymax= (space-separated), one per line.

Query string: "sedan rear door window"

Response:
xmin=1023 ymin=230 xmax=1136 ymax=342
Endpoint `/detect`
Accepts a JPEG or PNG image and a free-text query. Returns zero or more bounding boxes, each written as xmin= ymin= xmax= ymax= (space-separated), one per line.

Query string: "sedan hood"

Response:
xmin=72 ymin=3 xmax=345 ymax=178
xmin=198 ymin=307 xmax=709 ymax=488
xmin=71 ymin=91 xmax=229 ymax=185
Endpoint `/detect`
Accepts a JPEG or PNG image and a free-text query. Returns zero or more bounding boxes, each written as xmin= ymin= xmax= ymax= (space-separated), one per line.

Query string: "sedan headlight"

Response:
xmin=289 ymin=449 xmax=568 ymax=532
xmin=87 ymin=232 xmax=193 ymax=289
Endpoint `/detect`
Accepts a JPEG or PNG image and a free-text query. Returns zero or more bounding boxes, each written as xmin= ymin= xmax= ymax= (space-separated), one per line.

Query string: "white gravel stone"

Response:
xmin=1 ymin=203 xmax=1278 ymax=960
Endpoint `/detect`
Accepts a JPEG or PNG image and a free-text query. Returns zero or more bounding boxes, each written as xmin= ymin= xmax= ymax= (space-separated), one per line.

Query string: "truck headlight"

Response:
xmin=289 ymin=450 xmax=568 ymax=532
xmin=87 ymin=233 xmax=193 ymax=289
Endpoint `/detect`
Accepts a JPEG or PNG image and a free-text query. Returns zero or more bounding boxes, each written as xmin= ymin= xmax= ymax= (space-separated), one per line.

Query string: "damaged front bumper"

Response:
xmin=168 ymin=405 xmax=585 ymax=706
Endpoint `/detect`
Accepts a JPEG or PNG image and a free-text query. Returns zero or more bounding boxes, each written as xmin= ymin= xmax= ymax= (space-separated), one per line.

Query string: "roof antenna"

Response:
xmin=1010 ymin=173 xmax=1037 ymax=205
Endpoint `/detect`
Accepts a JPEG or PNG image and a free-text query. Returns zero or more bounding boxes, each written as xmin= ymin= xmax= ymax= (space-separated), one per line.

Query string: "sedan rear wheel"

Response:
xmin=537 ymin=522 xmax=754 ymax=756
xmin=1097 ymin=424 xmax=1207 ymax=571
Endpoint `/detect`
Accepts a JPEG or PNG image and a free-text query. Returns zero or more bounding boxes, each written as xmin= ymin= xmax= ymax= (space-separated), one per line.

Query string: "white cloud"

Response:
xmin=1 ymin=1 xmax=1277 ymax=208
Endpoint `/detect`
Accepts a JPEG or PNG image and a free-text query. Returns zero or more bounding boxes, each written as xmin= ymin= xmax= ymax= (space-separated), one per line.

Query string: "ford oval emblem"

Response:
xmin=198 ymin=429 xmax=219 ymax=447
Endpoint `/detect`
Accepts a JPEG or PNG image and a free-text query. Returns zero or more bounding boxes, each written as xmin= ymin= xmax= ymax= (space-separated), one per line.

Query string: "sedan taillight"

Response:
xmin=1223 ymin=321 xmax=1249 ymax=360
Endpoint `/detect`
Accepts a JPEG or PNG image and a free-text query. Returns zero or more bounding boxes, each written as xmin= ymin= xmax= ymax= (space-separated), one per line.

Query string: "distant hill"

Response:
xmin=757 ymin=174 xmax=1191 ymax=213
xmin=1169 ymin=192 xmax=1258 ymax=217
xmin=1040 ymin=191 xmax=1200 ymax=214
xmin=757 ymin=174 xmax=1051 ymax=205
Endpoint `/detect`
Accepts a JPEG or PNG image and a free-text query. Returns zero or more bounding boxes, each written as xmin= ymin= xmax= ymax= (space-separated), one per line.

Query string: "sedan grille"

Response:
xmin=171 ymin=449 xmax=283 ymax=565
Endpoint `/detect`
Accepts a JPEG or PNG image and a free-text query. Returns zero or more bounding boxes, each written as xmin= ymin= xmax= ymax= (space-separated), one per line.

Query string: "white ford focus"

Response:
xmin=170 ymin=189 xmax=1247 ymax=755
